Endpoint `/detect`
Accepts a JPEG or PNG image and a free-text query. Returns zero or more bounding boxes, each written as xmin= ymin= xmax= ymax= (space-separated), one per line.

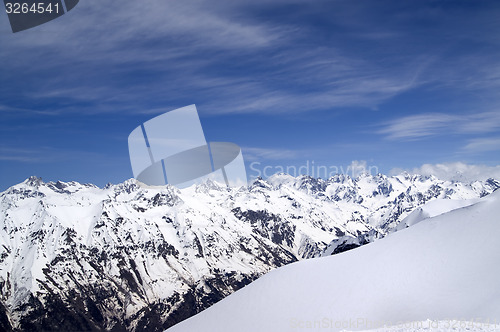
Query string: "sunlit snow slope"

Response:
xmin=167 ymin=190 xmax=500 ymax=332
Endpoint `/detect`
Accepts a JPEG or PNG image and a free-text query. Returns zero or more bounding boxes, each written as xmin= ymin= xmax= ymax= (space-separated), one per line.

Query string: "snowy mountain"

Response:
xmin=166 ymin=189 xmax=500 ymax=332
xmin=0 ymin=174 xmax=498 ymax=331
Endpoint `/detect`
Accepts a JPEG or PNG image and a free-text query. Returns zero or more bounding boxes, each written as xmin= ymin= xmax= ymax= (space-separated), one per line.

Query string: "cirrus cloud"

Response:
xmin=391 ymin=162 xmax=500 ymax=182
xmin=379 ymin=111 xmax=500 ymax=140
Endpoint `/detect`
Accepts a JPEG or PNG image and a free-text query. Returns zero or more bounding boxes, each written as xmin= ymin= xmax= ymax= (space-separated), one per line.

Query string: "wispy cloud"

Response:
xmin=0 ymin=146 xmax=104 ymax=163
xmin=0 ymin=104 xmax=59 ymax=116
xmin=379 ymin=111 xmax=500 ymax=140
xmin=1 ymin=0 xmax=500 ymax=189
xmin=0 ymin=149 xmax=43 ymax=162
xmin=0 ymin=1 xmax=283 ymax=58
xmin=242 ymin=147 xmax=301 ymax=161
xmin=0 ymin=146 xmax=55 ymax=163
xmin=378 ymin=113 xmax=457 ymax=140
xmin=463 ymin=137 xmax=500 ymax=152
xmin=2 ymin=0 xmax=500 ymax=120
xmin=0 ymin=0 xmax=434 ymax=116
xmin=391 ymin=162 xmax=500 ymax=182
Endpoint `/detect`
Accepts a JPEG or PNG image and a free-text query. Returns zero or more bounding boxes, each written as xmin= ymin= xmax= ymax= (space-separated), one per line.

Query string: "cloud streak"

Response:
xmin=242 ymin=147 xmax=301 ymax=161
xmin=463 ymin=137 xmax=500 ymax=153
xmin=391 ymin=162 xmax=500 ymax=182
xmin=0 ymin=0 xmax=436 ymax=116
xmin=379 ymin=111 xmax=500 ymax=140
xmin=2 ymin=0 xmax=500 ymax=189
xmin=0 ymin=146 xmax=105 ymax=163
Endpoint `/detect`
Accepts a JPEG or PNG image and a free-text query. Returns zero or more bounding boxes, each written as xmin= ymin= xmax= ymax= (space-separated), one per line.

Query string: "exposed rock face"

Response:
xmin=1 ymin=174 xmax=498 ymax=331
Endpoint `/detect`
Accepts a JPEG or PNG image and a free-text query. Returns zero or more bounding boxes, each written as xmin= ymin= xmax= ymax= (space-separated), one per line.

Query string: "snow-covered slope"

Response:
xmin=166 ymin=190 xmax=500 ymax=332
xmin=395 ymin=197 xmax=481 ymax=231
xmin=354 ymin=320 xmax=500 ymax=332
xmin=0 ymin=174 xmax=498 ymax=331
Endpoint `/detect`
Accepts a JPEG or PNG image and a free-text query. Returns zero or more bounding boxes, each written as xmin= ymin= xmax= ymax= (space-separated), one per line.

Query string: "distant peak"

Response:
xmin=24 ymin=176 xmax=43 ymax=187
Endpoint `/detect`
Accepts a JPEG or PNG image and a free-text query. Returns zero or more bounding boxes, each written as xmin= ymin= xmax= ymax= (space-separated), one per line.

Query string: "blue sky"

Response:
xmin=1 ymin=0 xmax=500 ymax=190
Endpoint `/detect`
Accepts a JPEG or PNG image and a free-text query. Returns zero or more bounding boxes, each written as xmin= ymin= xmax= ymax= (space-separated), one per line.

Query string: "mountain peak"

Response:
xmin=24 ymin=175 xmax=43 ymax=187
xmin=1 ymin=172 xmax=499 ymax=331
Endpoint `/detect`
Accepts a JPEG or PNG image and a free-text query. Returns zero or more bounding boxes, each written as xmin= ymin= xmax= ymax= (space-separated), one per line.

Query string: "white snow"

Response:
xmin=396 ymin=198 xmax=481 ymax=230
xmin=166 ymin=190 xmax=500 ymax=332
xmin=347 ymin=319 xmax=500 ymax=332
xmin=0 ymin=175 xmax=498 ymax=329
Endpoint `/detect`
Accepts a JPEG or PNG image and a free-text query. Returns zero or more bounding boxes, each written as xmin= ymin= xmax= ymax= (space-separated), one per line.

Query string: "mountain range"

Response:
xmin=166 ymin=186 xmax=500 ymax=332
xmin=1 ymin=173 xmax=498 ymax=331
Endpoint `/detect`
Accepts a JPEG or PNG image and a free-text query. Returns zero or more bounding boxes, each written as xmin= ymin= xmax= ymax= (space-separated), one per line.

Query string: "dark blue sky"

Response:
xmin=1 ymin=0 xmax=500 ymax=190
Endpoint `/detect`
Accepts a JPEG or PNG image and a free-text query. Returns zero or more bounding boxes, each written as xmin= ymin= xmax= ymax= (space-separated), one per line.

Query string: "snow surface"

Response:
xmin=166 ymin=190 xmax=500 ymax=332
xmin=349 ymin=319 xmax=500 ymax=332
xmin=0 ymin=175 xmax=498 ymax=329
xmin=395 ymin=198 xmax=481 ymax=231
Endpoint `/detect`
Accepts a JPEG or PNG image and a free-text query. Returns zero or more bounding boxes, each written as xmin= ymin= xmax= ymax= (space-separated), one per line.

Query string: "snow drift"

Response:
xmin=167 ymin=190 xmax=500 ymax=332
